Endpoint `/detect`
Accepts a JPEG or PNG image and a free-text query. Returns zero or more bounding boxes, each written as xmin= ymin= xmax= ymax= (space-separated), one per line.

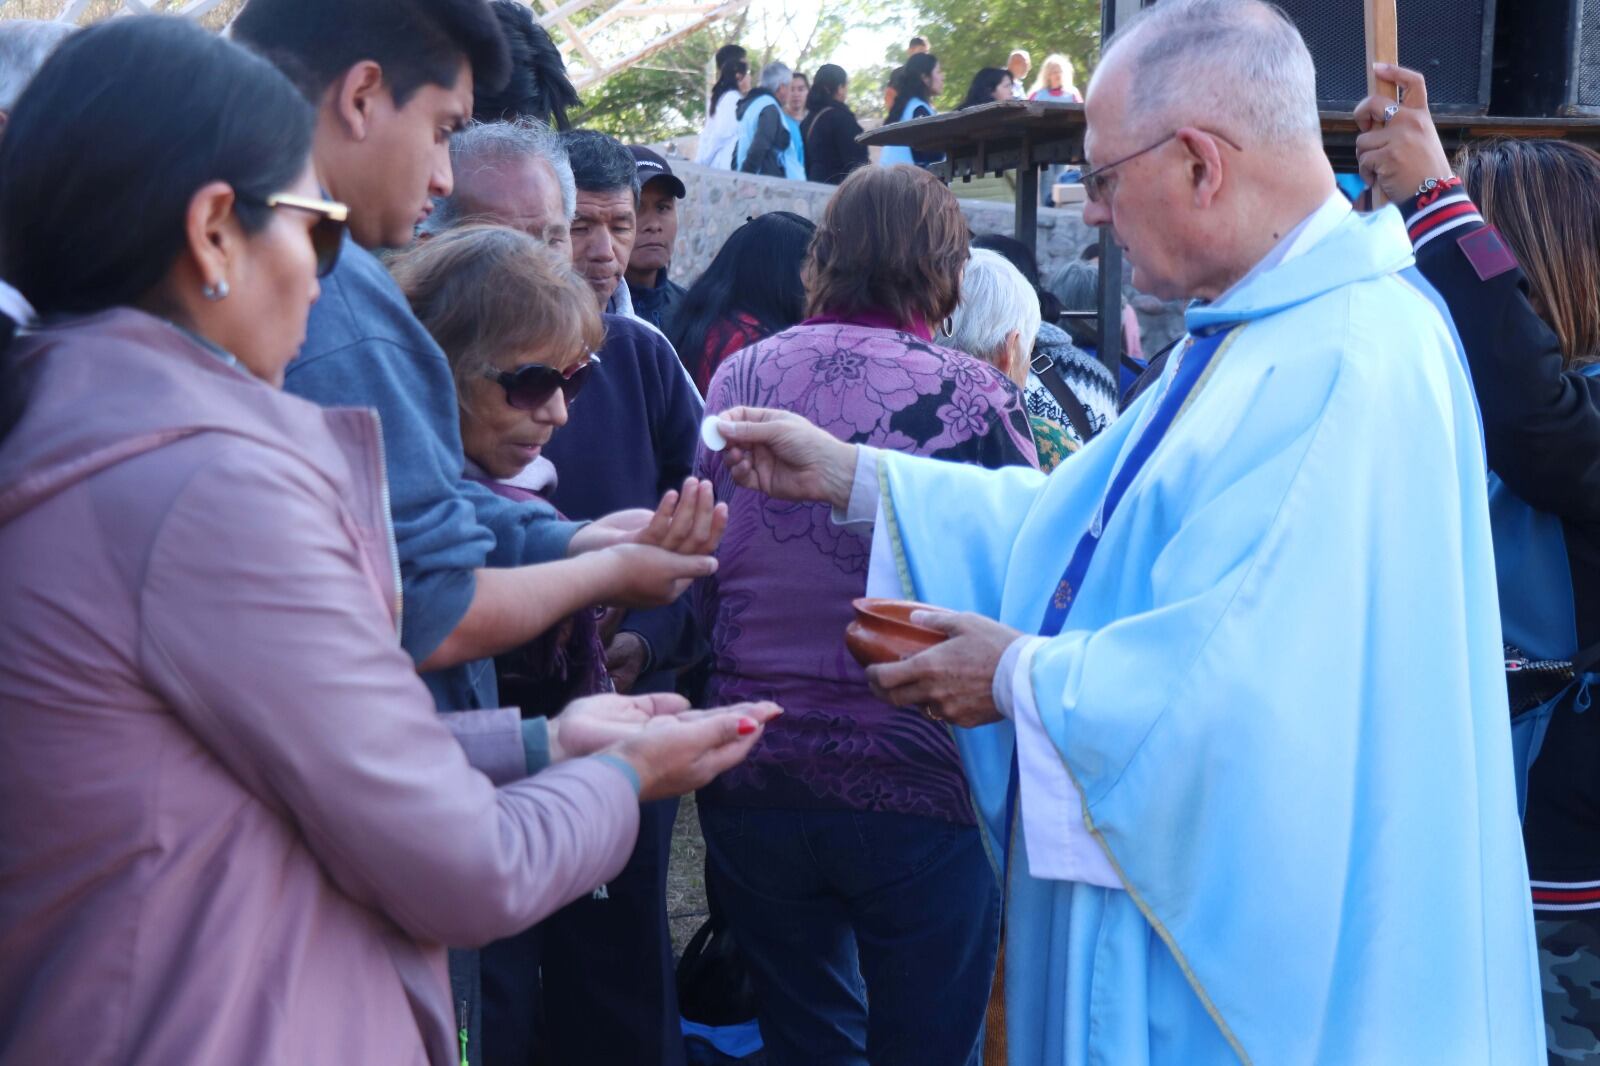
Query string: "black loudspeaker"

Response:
xmin=1494 ymin=1 xmax=1600 ymax=117
xmin=1270 ymin=0 xmax=1496 ymax=115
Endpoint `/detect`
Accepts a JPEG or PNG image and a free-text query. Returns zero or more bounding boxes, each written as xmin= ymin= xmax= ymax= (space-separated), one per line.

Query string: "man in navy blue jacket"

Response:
xmin=548 ymin=130 xmax=706 ymax=696
xmin=545 ymin=132 xmax=703 ymax=1066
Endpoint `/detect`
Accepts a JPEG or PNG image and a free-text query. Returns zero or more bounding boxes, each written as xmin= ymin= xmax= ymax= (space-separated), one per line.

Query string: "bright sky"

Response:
xmin=737 ymin=0 xmax=919 ymax=74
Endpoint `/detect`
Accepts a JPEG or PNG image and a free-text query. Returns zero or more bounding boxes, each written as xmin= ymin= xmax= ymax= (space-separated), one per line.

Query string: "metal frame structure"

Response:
xmin=522 ymin=0 xmax=752 ymax=92
xmin=33 ymin=0 xmax=752 ymax=93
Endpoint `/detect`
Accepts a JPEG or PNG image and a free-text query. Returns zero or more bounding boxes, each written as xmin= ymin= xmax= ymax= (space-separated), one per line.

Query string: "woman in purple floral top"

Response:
xmin=694 ymin=166 xmax=1037 ymax=1066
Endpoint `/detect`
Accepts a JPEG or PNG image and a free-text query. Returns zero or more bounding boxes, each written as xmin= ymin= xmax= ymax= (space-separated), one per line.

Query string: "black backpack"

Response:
xmin=676 ymin=913 xmax=765 ymax=1065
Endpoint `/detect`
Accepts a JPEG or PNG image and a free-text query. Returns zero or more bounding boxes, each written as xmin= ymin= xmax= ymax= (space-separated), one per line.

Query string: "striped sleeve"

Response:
xmin=1402 ymin=183 xmax=1484 ymax=252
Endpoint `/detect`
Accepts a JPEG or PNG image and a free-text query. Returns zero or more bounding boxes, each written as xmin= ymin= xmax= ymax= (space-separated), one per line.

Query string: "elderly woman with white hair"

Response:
xmin=736 ymin=61 xmax=804 ymax=179
xmin=945 ymin=249 xmax=1079 ymax=471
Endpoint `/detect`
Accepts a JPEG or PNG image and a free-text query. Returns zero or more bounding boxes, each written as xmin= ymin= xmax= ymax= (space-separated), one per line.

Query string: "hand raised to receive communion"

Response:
xmin=547 ymin=692 xmax=689 ymax=762
xmin=569 ymin=477 xmax=728 ymax=558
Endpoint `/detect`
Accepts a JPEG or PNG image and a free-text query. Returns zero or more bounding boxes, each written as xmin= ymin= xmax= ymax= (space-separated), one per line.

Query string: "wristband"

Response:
xmin=1415 ymin=175 xmax=1462 ymax=208
xmin=520 ymin=718 xmax=552 ymax=774
xmin=594 ymin=753 xmax=643 ymax=796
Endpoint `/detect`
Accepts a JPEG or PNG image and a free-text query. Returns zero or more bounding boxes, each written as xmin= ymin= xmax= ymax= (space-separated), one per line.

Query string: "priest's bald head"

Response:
xmin=1082 ymin=0 xmax=1335 ymax=303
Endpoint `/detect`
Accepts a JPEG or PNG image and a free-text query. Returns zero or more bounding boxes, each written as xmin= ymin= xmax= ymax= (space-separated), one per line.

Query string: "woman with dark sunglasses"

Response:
xmin=392 ymin=224 xmax=619 ymax=718
xmin=0 ymin=19 xmax=778 ymax=1065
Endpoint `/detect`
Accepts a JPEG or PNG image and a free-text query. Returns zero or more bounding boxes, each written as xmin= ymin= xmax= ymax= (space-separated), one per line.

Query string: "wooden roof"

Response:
xmin=858 ymin=99 xmax=1600 ymax=178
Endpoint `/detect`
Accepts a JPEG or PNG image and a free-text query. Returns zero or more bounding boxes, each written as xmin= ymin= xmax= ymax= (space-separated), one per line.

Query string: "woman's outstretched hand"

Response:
xmin=547 ymin=692 xmax=690 ymax=761
xmin=714 ymin=407 xmax=859 ymax=510
xmin=613 ymin=701 xmax=784 ymax=802
xmin=569 ymin=477 xmax=729 ymax=558
xmin=548 ymin=695 xmax=783 ymax=801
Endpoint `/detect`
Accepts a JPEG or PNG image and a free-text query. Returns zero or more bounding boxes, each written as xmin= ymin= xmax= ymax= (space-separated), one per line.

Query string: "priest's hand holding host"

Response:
xmin=716 ymin=405 xmax=1019 ymax=729
xmin=716 ymin=404 xmax=858 ymax=511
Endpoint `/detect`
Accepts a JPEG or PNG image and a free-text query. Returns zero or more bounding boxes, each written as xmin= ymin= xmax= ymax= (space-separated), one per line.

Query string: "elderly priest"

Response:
xmin=710 ymin=0 xmax=1544 ymax=1062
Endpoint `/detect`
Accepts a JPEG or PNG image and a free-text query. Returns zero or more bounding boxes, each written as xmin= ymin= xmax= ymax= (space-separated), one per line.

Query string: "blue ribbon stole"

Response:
xmin=1039 ymin=326 xmax=1236 ymax=637
xmin=995 ymin=325 xmax=1236 ymax=873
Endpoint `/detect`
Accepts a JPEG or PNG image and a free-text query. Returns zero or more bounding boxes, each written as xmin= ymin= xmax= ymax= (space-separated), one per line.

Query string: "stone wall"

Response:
xmin=669 ymin=158 xmax=1097 ymax=283
xmin=665 ymin=158 xmax=1187 ymax=357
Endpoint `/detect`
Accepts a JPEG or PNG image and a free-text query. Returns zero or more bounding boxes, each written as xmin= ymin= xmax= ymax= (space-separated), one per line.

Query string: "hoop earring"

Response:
xmin=202 ymin=280 xmax=230 ymax=302
xmin=941 ymin=316 xmax=954 ymax=337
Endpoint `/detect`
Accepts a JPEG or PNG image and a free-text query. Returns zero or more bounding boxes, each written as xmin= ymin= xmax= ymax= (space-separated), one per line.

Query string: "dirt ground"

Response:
xmin=667 ymin=793 xmax=710 ymax=957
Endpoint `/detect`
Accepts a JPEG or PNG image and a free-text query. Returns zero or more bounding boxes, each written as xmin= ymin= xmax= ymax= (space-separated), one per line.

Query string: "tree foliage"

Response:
xmin=575 ymin=0 xmax=897 ymax=142
xmin=901 ymin=0 xmax=1102 ymax=111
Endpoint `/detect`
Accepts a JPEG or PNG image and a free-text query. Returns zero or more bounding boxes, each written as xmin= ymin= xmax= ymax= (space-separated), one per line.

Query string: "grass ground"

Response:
xmin=667 ymin=793 xmax=710 ymax=956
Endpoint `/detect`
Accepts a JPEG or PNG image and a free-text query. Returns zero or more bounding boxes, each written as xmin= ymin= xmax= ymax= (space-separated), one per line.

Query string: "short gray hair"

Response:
xmin=947 ymin=249 xmax=1042 ymax=367
xmin=424 ymin=118 xmax=576 ymax=235
xmin=760 ymin=61 xmax=792 ymax=93
xmin=0 ymin=20 xmax=76 ymax=113
xmin=1103 ymin=0 xmax=1319 ymax=147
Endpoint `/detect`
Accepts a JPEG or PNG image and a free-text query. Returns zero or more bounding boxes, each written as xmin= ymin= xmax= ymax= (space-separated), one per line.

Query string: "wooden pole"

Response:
xmin=1094 ymin=0 xmax=1126 ymax=379
xmin=1364 ymin=0 xmax=1399 ymax=207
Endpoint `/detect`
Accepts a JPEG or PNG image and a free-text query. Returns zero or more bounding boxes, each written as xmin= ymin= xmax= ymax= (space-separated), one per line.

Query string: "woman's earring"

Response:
xmin=202 ymin=280 xmax=230 ymax=302
xmin=941 ymin=316 xmax=954 ymax=337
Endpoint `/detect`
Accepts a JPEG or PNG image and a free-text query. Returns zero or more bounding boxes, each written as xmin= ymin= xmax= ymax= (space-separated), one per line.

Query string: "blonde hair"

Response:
xmin=389 ymin=224 xmax=605 ymax=400
xmin=1459 ymin=138 xmax=1600 ymax=368
xmin=1031 ymin=54 xmax=1077 ymax=98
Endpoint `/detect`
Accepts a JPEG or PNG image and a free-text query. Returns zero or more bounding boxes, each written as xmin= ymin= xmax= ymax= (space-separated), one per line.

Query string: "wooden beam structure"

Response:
xmin=860 ymin=100 xmax=1600 ymax=177
xmin=859 ymin=99 xmax=1600 ymax=374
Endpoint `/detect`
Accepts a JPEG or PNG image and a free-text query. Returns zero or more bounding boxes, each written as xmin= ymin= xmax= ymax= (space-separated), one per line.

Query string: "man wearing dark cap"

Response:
xmin=625 ymin=144 xmax=688 ymax=332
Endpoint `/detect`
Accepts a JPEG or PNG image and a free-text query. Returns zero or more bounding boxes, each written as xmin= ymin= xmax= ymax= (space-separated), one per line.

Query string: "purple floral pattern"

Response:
xmin=692 ymin=321 xmax=1037 ymax=824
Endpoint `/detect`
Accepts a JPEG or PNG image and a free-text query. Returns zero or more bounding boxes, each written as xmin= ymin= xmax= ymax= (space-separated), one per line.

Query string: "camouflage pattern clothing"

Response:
xmin=1540 ymin=914 xmax=1600 ymax=1062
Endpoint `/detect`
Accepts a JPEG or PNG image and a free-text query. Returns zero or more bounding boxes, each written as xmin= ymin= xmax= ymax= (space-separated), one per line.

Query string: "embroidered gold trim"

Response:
xmin=880 ymin=459 xmax=1007 ymax=886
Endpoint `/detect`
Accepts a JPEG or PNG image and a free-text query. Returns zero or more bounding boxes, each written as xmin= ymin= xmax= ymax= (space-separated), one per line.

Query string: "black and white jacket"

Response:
xmin=1407 ymin=184 xmax=1600 ymax=908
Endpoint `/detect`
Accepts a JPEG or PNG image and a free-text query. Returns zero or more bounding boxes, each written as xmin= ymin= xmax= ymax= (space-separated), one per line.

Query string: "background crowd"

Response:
xmin=696 ymin=34 xmax=1083 ymax=205
xmin=0 ymin=0 xmax=1597 ymax=1064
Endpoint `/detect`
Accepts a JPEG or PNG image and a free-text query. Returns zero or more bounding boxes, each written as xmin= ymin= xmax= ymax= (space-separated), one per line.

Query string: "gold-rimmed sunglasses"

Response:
xmin=1079 ymin=128 xmax=1244 ymax=204
xmin=252 ymin=193 xmax=350 ymax=277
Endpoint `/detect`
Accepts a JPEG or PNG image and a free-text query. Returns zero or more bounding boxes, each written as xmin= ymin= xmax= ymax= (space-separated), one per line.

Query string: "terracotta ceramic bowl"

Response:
xmin=845 ymin=598 xmax=952 ymax=668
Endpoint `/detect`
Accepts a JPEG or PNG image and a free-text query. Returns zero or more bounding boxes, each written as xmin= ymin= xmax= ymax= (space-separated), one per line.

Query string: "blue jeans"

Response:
xmin=699 ymin=805 xmax=1001 ymax=1066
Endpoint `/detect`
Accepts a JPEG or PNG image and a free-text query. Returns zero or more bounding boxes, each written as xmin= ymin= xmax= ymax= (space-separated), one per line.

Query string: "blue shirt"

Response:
xmin=286 ymin=237 xmax=580 ymax=710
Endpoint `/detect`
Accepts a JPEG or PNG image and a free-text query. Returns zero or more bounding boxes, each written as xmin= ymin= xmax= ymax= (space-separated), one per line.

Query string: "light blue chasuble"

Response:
xmin=868 ymin=205 xmax=1544 ymax=1063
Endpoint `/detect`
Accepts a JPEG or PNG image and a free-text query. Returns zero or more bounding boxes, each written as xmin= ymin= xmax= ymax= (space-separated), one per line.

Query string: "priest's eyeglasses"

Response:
xmin=1079 ymin=128 xmax=1244 ymax=204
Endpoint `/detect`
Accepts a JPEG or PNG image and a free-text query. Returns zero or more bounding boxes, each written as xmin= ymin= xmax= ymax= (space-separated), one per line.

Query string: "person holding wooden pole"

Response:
xmin=1358 ymin=63 xmax=1600 ymax=1065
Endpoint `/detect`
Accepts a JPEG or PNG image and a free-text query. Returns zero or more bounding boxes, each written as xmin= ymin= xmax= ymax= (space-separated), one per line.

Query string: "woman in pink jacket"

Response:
xmin=0 ymin=19 xmax=775 ymax=1066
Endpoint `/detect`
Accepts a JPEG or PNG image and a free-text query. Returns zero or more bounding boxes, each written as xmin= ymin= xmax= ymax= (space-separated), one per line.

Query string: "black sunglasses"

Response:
xmin=245 ymin=193 xmax=350 ymax=277
xmin=487 ymin=356 xmax=598 ymax=411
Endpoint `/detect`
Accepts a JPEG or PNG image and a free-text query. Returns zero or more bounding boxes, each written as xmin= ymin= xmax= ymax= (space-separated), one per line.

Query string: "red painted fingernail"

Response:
xmin=737 ymin=718 xmax=757 ymax=736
